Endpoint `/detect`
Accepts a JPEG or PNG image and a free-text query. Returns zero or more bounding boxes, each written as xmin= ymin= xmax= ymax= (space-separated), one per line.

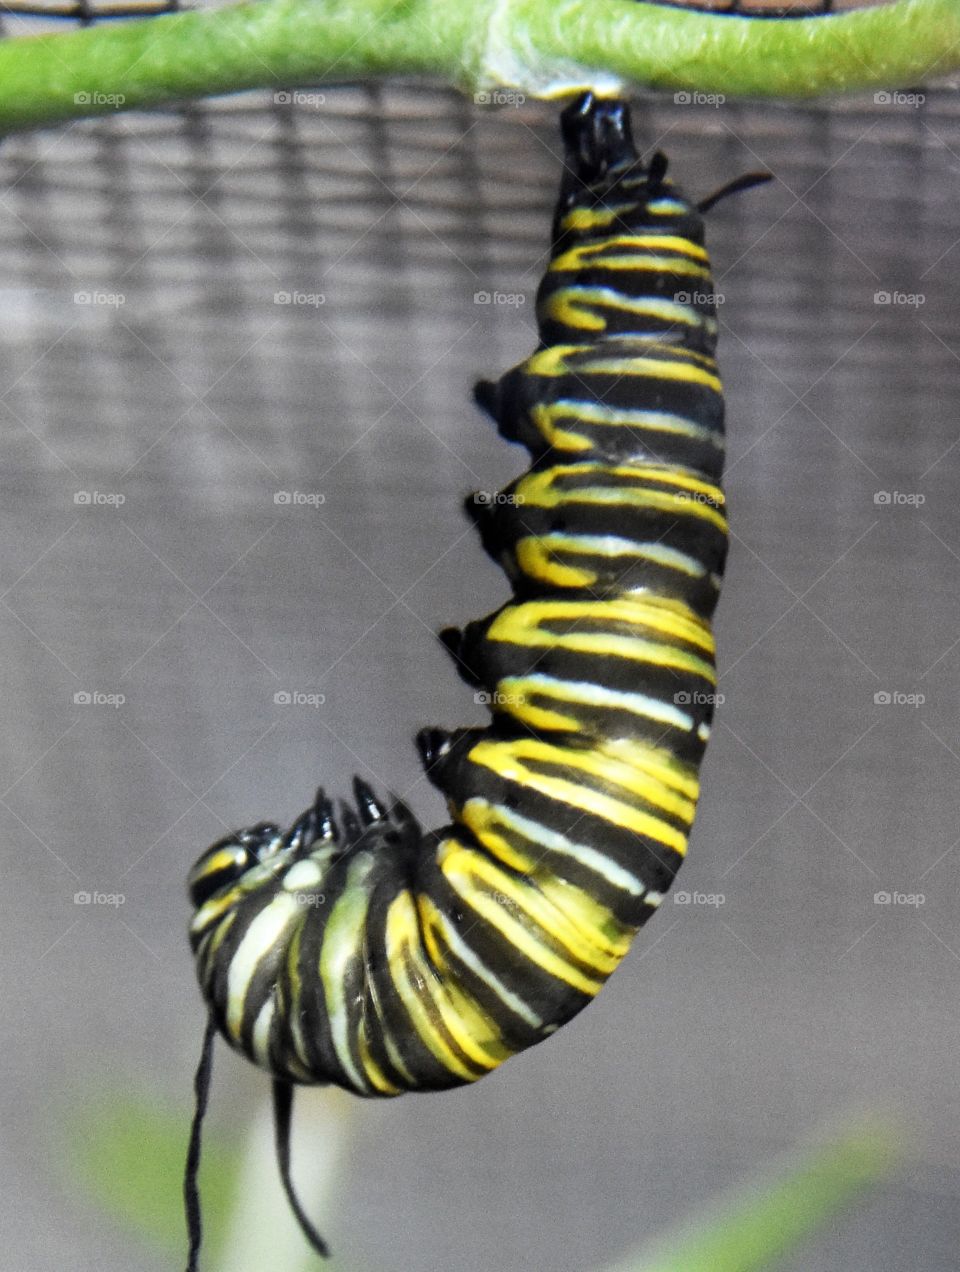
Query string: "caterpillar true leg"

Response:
xmin=184 ymin=90 xmax=767 ymax=1267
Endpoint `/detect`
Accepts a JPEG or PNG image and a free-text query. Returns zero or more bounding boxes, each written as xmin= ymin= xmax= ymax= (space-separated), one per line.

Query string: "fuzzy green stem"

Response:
xmin=0 ymin=0 xmax=957 ymax=135
xmin=525 ymin=0 xmax=960 ymax=96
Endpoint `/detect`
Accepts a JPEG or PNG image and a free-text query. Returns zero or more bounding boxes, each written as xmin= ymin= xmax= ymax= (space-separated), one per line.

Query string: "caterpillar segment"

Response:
xmin=184 ymin=90 xmax=760 ymax=1270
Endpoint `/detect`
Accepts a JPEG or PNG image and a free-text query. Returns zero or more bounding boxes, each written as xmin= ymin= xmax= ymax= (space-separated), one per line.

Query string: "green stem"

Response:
xmin=524 ymin=0 xmax=960 ymax=96
xmin=0 ymin=0 xmax=957 ymax=135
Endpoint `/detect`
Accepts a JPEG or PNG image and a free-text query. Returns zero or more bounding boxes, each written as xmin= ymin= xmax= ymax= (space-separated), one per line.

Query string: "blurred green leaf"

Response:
xmin=611 ymin=1117 xmax=901 ymax=1272
xmin=61 ymin=1085 xmax=241 ymax=1263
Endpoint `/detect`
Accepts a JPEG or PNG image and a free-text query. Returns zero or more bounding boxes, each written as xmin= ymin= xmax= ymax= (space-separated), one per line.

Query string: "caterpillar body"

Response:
xmin=185 ymin=92 xmax=759 ymax=1269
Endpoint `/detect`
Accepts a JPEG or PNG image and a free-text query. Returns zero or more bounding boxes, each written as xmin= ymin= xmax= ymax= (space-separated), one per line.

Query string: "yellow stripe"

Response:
xmin=514 ymin=463 xmax=726 ymax=532
xmin=385 ymin=894 xmax=481 ymax=1081
xmin=283 ymin=921 xmax=310 ymax=1070
xmin=551 ymin=233 xmax=709 ymax=269
xmin=485 ymin=595 xmax=714 ymax=656
xmin=526 ymin=343 xmax=721 ymax=392
xmin=192 ymin=846 xmax=244 ymax=882
xmin=356 ymin=1027 xmax=402 ymax=1095
xmin=543 ymin=287 xmax=706 ymax=333
xmin=498 ymin=673 xmax=707 ymax=735
xmin=466 ymin=737 xmax=695 ymax=847
xmin=529 ymin=400 xmax=720 ymax=453
xmin=417 ymin=891 xmax=544 ymax=1030
xmin=558 ymin=204 xmax=637 ymax=231
xmin=515 ymin=534 xmax=705 ymax=589
xmin=534 ymin=872 xmax=634 ymax=956
xmin=478 ymin=732 xmax=700 ymax=820
xmin=520 ymin=484 xmax=726 ymax=532
xmin=438 ymin=839 xmax=606 ymax=995
xmin=462 ymin=799 xmax=647 ymax=898
xmin=452 ymin=851 xmax=629 ymax=974
xmin=198 ymin=910 xmax=236 ymax=980
xmin=456 ymin=801 xmax=536 ymax=874
xmin=386 ymin=893 xmax=508 ymax=1074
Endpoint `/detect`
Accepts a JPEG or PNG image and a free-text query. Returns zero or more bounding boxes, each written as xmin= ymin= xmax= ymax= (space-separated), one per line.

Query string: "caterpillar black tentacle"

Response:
xmin=185 ymin=90 xmax=765 ymax=1266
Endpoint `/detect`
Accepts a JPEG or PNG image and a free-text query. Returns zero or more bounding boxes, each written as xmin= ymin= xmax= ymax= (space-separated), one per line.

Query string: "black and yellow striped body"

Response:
xmin=188 ymin=94 xmax=727 ymax=1102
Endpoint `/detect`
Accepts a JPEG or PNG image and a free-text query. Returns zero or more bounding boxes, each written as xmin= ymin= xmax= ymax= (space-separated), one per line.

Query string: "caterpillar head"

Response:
xmin=187 ymin=821 xmax=286 ymax=908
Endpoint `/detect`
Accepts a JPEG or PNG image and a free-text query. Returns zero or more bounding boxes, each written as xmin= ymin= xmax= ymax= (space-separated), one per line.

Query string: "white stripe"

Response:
xmin=470 ymin=801 xmax=645 ymax=897
xmin=535 ymin=532 xmax=706 ymax=579
xmin=283 ymin=859 xmax=323 ymax=890
xmin=226 ymin=894 xmax=299 ymax=1038
xmin=251 ymin=998 xmax=275 ymax=1067
xmin=429 ymin=904 xmax=542 ymax=1029
xmin=544 ymin=399 xmax=722 ymax=446
xmin=647 ymin=198 xmax=689 ymax=215
xmin=320 ymin=856 xmax=375 ymax=1093
xmin=508 ymin=672 xmax=694 ymax=732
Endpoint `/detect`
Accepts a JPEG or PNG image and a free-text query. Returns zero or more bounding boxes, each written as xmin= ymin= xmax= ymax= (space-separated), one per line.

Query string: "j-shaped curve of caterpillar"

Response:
xmin=182 ymin=92 xmax=769 ymax=1270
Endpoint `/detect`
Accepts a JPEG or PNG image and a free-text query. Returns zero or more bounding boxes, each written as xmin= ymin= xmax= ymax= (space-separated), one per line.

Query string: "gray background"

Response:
xmin=1 ymin=78 xmax=959 ymax=1270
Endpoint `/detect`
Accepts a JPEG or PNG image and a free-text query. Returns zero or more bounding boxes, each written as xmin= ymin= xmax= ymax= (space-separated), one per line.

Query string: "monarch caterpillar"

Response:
xmin=184 ymin=91 xmax=769 ymax=1269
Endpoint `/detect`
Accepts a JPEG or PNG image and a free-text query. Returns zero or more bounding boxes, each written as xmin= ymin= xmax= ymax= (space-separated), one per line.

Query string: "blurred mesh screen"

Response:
xmin=4 ymin=5 xmax=960 ymax=1272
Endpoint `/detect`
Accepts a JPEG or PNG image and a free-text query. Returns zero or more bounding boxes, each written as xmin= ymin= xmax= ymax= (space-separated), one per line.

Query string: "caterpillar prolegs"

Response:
xmin=184 ymin=92 xmax=768 ymax=1268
